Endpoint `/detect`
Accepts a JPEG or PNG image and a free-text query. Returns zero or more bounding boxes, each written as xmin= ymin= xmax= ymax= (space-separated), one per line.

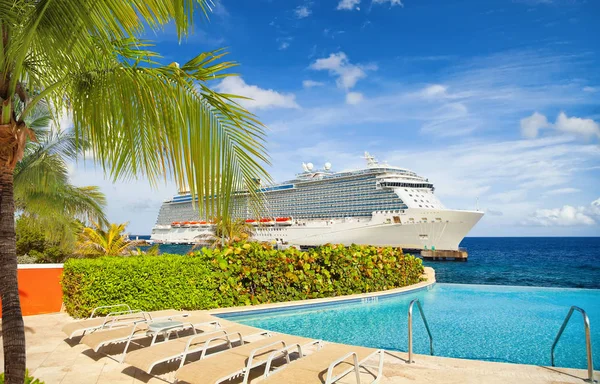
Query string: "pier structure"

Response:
xmin=419 ymin=249 xmax=468 ymax=261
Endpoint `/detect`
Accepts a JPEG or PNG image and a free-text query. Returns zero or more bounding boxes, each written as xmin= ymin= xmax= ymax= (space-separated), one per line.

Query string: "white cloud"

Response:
xmin=49 ymin=109 xmax=73 ymax=133
xmin=489 ymin=189 xmax=528 ymax=203
xmin=215 ymin=77 xmax=299 ymax=110
xmin=346 ymin=92 xmax=364 ymax=105
xmin=337 ymin=0 xmax=360 ymax=10
xmin=323 ymin=29 xmax=345 ymax=39
xmin=520 ymin=112 xmax=550 ymax=138
xmin=302 ymin=80 xmax=324 ymax=88
xmin=372 ymin=0 xmax=404 ymax=7
xmin=211 ymin=0 xmax=229 ymax=17
xmin=523 ymin=199 xmax=600 ymax=226
xmin=520 ymin=111 xmax=600 ymax=139
xmin=544 ymin=187 xmax=580 ymax=196
xmin=70 ymin=162 xmax=178 ymax=235
xmin=277 ymin=37 xmax=292 ymax=50
xmin=555 ymin=112 xmax=600 ymax=139
xmin=310 ymin=52 xmax=376 ymax=90
xmin=583 ymin=86 xmax=596 ymax=93
xmin=420 ymin=84 xmax=448 ymax=99
xmin=295 ymin=5 xmax=311 ymax=18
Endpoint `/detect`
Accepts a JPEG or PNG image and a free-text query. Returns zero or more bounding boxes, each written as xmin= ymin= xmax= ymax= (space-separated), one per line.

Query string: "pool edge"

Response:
xmin=210 ymin=267 xmax=435 ymax=317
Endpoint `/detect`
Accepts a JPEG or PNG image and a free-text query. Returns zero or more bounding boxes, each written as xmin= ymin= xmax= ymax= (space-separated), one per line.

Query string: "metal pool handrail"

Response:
xmin=551 ymin=306 xmax=596 ymax=383
xmin=407 ymin=298 xmax=434 ymax=364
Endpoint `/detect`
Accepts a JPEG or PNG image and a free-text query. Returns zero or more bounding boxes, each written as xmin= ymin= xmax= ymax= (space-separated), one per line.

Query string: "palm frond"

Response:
xmin=75 ymin=221 xmax=145 ymax=256
xmin=3 ymin=0 xmax=212 ymax=99
xmin=65 ymin=46 xmax=270 ymax=219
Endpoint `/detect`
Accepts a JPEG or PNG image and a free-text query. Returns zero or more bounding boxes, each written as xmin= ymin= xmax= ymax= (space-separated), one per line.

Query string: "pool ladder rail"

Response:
xmin=406 ymin=301 xmax=596 ymax=382
xmin=551 ymin=306 xmax=597 ymax=383
xmin=407 ymin=298 xmax=434 ymax=364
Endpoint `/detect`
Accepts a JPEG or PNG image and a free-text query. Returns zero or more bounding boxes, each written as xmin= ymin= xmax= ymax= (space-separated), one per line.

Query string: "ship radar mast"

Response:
xmin=363 ymin=152 xmax=379 ymax=167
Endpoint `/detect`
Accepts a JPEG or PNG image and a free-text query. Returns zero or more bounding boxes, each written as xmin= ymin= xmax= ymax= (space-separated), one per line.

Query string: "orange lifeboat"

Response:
xmin=171 ymin=221 xmax=181 ymax=227
xmin=275 ymin=217 xmax=292 ymax=226
xmin=259 ymin=218 xmax=275 ymax=226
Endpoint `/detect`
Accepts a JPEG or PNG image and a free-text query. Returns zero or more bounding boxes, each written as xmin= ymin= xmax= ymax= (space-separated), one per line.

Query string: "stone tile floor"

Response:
xmin=0 ymin=312 xmax=597 ymax=383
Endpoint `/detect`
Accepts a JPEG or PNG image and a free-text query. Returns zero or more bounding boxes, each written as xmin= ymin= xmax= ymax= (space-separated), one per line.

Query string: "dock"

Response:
xmin=420 ymin=249 xmax=468 ymax=261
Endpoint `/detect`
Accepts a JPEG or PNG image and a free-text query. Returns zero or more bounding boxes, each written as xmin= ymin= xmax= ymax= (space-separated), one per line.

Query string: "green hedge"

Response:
xmin=62 ymin=243 xmax=424 ymax=318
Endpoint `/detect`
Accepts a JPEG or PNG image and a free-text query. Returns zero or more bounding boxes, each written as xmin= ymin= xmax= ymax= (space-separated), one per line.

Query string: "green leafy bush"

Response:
xmin=0 ymin=369 xmax=45 ymax=383
xmin=62 ymin=254 xmax=220 ymax=318
xmin=16 ymin=216 xmax=72 ymax=263
xmin=62 ymin=243 xmax=424 ymax=318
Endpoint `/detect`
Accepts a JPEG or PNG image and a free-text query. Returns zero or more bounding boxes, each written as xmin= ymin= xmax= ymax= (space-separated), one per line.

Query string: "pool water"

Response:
xmin=218 ymin=283 xmax=600 ymax=370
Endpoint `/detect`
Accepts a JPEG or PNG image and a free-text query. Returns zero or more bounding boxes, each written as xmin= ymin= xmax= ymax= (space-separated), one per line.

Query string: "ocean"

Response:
xmin=134 ymin=236 xmax=600 ymax=289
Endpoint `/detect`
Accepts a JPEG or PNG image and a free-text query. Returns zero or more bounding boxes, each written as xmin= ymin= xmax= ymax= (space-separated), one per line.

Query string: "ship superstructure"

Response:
xmin=151 ymin=153 xmax=483 ymax=250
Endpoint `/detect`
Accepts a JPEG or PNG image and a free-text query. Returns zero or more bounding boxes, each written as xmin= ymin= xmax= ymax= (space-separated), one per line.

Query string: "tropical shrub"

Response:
xmin=0 ymin=370 xmax=44 ymax=384
xmin=62 ymin=243 xmax=424 ymax=318
xmin=16 ymin=216 xmax=72 ymax=263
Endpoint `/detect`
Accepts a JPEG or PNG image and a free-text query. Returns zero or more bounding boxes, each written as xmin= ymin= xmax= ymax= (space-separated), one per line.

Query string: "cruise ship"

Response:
xmin=151 ymin=153 xmax=483 ymax=250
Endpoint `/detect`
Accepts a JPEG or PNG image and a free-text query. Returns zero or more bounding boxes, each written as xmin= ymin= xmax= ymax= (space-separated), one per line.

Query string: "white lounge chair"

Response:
xmin=62 ymin=304 xmax=183 ymax=339
xmin=81 ymin=312 xmax=220 ymax=362
xmin=261 ymin=343 xmax=385 ymax=384
xmin=174 ymin=334 xmax=322 ymax=384
xmin=124 ymin=323 xmax=267 ymax=374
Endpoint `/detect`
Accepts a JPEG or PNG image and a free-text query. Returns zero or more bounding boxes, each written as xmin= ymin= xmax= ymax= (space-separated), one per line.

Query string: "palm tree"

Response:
xmin=14 ymin=102 xmax=107 ymax=250
xmin=211 ymin=217 xmax=254 ymax=247
xmin=75 ymin=221 xmax=147 ymax=257
xmin=0 ymin=2 xmax=269 ymax=381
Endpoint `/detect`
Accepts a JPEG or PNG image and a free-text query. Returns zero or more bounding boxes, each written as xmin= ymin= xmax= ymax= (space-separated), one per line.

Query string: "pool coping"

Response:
xmin=209 ymin=267 xmax=435 ymax=317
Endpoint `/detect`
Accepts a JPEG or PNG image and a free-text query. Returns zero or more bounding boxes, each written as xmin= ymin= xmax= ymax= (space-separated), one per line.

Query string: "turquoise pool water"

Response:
xmin=217 ymin=284 xmax=600 ymax=369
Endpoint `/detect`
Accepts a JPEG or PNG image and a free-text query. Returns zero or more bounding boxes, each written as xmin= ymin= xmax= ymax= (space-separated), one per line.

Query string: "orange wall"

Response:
xmin=0 ymin=266 xmax=63 ymax=317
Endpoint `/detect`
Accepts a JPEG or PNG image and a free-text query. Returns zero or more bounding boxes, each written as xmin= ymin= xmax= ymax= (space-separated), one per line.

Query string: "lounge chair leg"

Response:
xmin=376 ymin=350 xmax=384 ymax=383
xmin=354 ymin=353 xmax=361 ymax=384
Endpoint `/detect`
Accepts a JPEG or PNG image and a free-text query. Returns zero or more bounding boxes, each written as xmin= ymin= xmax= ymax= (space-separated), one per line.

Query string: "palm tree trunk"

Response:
xmin=0 ymin=164 xmax=26 ymax=384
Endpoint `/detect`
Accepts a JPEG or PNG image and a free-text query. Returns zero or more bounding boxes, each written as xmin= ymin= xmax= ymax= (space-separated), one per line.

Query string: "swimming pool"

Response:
xmin=217 ymin=283 xmax=600 ymax=370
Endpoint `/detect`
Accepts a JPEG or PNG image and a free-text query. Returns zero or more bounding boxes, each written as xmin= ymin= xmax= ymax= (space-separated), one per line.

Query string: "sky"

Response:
xmin=71 ymin=0 xmax=600 ymax=236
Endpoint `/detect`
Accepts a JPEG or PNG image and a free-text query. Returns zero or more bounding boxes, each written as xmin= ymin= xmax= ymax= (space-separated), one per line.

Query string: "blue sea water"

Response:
xmin=219 ymin=283 xmax=600 ymax=369
xmin=423 ymin=237 xmax=600 ymax=289
xmin=137 ymin=236 xmax=600 ymax=289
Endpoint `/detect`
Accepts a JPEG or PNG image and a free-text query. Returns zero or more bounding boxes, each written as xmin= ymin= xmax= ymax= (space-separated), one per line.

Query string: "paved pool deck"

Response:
xmin=0 ymin=268 xmax=597 ymax=383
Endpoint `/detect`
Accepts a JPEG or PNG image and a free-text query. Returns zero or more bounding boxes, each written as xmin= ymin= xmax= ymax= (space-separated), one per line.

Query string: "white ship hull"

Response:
xmin=151 ymin=208 xmax=483 ymax=251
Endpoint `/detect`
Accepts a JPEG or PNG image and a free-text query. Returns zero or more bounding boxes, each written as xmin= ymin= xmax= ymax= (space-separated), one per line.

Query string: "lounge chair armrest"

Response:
xmin=146 ymin=312 xmax=190 ymax=321
xmin=248 ymin=340 xmax=288 ymax=360
xmin=263 ymin=343 xmax=303 ymax=375
xmin=325 ymin=351 xmax=360 ymax=384
xmin=105 ymin=309 xmax=140 ymax=317
xmin=199 ymin=332 xmax=243 ymax=359
xmin=101 ymin=310 xmax=144 ymax=328
xmin=243 ymin=340 xmax=288 ymax=376
xmin=178 ymin=329 xmax=231 ymax=368
xmin=183 ymin=329 xmax=229 ymax=352
xmin=325 ymin=349 xmax=385 ymax=384
xmin=264 ymin=338 xmax=324 ymax=374
xmin=90 ymin=304 xmax=132 ymax=318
